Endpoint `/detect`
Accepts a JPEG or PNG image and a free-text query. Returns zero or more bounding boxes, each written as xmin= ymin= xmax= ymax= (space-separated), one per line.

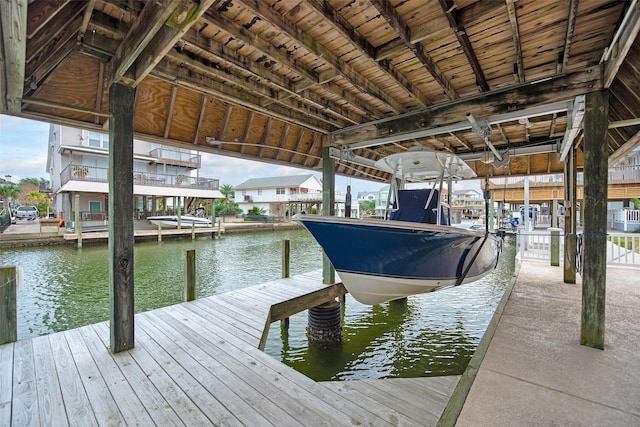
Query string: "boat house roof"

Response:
xmin=1 ymin=0 xmax=638 ymax=182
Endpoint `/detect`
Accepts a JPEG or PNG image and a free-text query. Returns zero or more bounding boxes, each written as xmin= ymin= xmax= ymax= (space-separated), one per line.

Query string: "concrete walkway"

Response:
xmin=456 ymin=260 xmax=640 ymax=426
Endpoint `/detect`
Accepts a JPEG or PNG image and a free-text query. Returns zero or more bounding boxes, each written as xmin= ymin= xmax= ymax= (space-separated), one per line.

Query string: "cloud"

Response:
xmin=0 ymin=115 xmax=480 ymax=193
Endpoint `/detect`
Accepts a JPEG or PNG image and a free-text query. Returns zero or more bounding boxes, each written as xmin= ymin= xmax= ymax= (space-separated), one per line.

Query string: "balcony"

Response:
xmin=148 ymin=147 xmax=201 ymax=168
xmin=61 ymin=165 xmax=219 ymax=190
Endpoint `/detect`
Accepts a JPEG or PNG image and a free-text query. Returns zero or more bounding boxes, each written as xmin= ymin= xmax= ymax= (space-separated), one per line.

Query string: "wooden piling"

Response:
xmin=581 ymin=89 xmax=609 ymax=350
xmin=0 ymin=266 xmax=17 ymax=344
xmin=282 ymin=240 xmax=290 ymax=329
xmin=185 ymin=249 xmax=196 ymax=302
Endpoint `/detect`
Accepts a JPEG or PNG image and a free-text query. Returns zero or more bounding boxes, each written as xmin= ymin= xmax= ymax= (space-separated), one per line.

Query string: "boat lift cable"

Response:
xmin=455 ymin=234 xmax=490 ymax=287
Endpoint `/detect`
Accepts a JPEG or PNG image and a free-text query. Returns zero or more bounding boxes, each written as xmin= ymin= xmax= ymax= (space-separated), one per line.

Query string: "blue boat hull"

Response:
xmin=296 ymin=216 xmax=500 ymax=304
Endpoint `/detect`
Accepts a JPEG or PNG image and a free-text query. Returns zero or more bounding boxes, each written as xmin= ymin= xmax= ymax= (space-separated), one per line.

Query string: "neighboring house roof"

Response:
xmin=235 ymin=174 xmax=319 ymax=190
xmin=456 ymin=189 xmax=481 ymax=196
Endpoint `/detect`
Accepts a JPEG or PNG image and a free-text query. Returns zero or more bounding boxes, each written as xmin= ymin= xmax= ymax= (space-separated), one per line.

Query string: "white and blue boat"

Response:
xmin=294 ymin=148 xmax=501 ymax=305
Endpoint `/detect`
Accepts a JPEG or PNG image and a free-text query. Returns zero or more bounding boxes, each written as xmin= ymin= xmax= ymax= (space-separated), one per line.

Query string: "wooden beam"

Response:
xmin=77 ymin=0 xmax=96 ymax=42
xmin=0 ymin=0 xmax=27 ymax=113
xmin=164 ymin=85 xmax=178 ymax=139
xmin=193 ymin=94 xmax=207 ymax=144
xmin=321 ymin=144 xmax=335 ymax=284
xmin=111 ymin=0 xmax=182 ymax=83
xmin=372 ymin=0 xmax=458 ymax=99
xmin=560 ymin=0 xmax=579 ymax=73
xmin=25 ymin=3 xmax=83 ymax=63
xmin=239 ymin=110 xmax=252 ymax=155
xmin=27 ymin=0 xmax=69 ymax=39
xmin=603 ymin=0 xmax=640 ymax=88
xmin=437 ymin=0 xmax=490 ymax=92
xmin=332 ymin=66 xmax=602 ymax=147
xmin=505 ymin=0 xmax=525 ymax=82
xmin=275 ymin=123 xmax=291 ymax=161
xmin=108 ymin=82 xmax=136 ymax=353
xmin=18 ymin=96 xmax=112 ymax=117
xmin=258 ymin=117 xmax=274 ymax=157
xmin=131 ymin=0 xmax=217 ymax=86
xmin=230 ymin=0 xmax=404 ymax=114
xmin=304 ymin=0 xmax=430 ymax=107
xmin=95 ymin=62 xmax=105 ymax=124
xmin=200 ymin=10 xmax=384 ymax=119
xmin=608 ymin=129 xmax=640 ymax=166
xmin=580 ymin=89 xmax=609 ymax=350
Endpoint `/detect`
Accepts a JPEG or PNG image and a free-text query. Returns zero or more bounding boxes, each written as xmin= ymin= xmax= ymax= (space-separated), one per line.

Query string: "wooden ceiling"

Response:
xmin=1 ymin=0 xmax=639 ymax=183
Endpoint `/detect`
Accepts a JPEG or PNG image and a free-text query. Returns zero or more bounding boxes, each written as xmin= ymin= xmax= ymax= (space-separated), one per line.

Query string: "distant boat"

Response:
xmin=294 ymin=147 xmax=501 ymax=305
xmin=147 ymin=214 xmax=211 ymax=228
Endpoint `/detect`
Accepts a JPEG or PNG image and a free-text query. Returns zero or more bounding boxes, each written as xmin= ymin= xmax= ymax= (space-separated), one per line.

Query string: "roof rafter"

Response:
xmin=304 ymin=0 xmax=430 ymax=108
xmin=371 ymin=0 xmax=458 ymax=100
xmin=437 ymin=0 xmax=490 ymax=92
xmin=505 ymin=0 xmax=525 ymax=83
xmin=227 ymin=0 xmax=405 ymax=114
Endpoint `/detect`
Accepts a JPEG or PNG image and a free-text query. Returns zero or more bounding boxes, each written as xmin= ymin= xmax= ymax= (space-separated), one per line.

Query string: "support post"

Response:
xmin=185 ymin=249 xmax=196 ymax=302
xmin=564 ymin=146 xmax=577 ymax=283
xmin=549 ymin=228 xmax=561 ymax=266
xmin=75 ymin=193 xmax=82 ymax=248
xmin=0 ymin=266 xmax=17 ymax=344
xmin=581 ymin=89 xmax=609 ymax=350
xmin=281 ymin=239 xmax=290 ymax=329
xmin=321 ymin=144 xmax=335 ymax=285
xmin=109 ymin=82 xmax=135 ymax=353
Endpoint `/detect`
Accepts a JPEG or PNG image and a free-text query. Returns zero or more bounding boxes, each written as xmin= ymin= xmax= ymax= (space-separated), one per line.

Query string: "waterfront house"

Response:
xmin=46 ymin=125 xmax=223 ymax=225
xmin=234 ymin=174 xmax=356 ymax=219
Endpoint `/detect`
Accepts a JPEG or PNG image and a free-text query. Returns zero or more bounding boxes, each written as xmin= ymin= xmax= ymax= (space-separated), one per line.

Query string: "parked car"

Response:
xmin=15 ymin=206 xmax=39 ymax=220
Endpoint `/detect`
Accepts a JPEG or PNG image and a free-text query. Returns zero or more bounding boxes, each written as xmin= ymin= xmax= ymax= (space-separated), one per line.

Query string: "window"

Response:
xmin=257 ymin=189 xmax=262 ymax=195
xmin=88 ymin=131 xmax=109 ymax=149
xmin=276 ymin=187 xmax=285 ymax=195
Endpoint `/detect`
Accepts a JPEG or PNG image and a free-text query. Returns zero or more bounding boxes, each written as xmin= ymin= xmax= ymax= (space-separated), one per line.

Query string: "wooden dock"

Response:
xmin=62 ymin=226 xmax=224 ymax=243
xmin=0 ymin=271 xmax=460 ymax=426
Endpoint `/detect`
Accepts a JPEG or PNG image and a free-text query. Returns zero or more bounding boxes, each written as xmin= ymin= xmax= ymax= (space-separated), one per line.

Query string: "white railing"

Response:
xmin=608 ymin=209 xmax=640 ymax=232
xmin=517 ymin=232 xmax=562 ymax=261
xmin=516 ymin=231 xmax=640 ymax=267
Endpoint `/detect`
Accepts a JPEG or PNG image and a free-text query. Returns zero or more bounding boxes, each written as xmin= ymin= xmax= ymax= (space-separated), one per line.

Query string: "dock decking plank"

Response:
xmin=11 ymin=340 xmax=40 ymax=426
xmin=61 ymin=328 xmax=125 ymax=427
xmin=361 ymin=377 xmax=453 ymax=418
xmin=166 ymin=303 xmax=398 ymax=426
xmin=92 ymin=322 xmax=211 ymax=427
xmin=136 ymin=313 xmax=265 ymax=426
xmin=150 ymin=308 xmax=314 ymax=427
xmin=186 ymin=298 xmax=263 ymax=343
xmin=32 ymin=335 xmax=67 ymax=426
xmin=48 ymin=332 xmax=100 ymax=426
xmin=0 ymin=343 xmax=13 ymax=427
xmin=77 ymin=325 xmax=182 ymax=426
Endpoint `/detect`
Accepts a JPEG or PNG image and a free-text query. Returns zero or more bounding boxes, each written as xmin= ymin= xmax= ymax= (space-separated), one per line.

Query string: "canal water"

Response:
xmin=3 ymin=229 xmax=515 ymax=381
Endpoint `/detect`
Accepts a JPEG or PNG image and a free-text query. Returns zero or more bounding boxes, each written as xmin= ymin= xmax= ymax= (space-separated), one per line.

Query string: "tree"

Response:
xmin=220 ymin=184 xmax=234 ymax=200
xmin=214 ymin=197 xmax=241 ymax=217
xmin=0 ymin=183 xmax=20 ymax=214
xmin=359 ymin=200 xmax=376 ymax=216
xmin=22 ymin=191 xmax=51 ymax=216
xmin=19 ymin=177 xmax=40 ymax=186
xmin=247 ymin=206 xmax=266 ymax=215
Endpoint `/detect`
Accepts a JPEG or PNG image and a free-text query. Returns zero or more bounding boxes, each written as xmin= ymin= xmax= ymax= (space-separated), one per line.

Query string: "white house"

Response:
xmin=234 ymin=174 xmax=356 ymax=218
xmin=46 ymin=125 xmax=223 ymax=225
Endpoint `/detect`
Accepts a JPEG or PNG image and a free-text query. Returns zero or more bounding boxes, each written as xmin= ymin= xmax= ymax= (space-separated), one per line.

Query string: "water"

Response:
xmin=2 ymin=229 xmax=516 ymax=381
xmin=265 ymin=236 xmax=516 ymax=381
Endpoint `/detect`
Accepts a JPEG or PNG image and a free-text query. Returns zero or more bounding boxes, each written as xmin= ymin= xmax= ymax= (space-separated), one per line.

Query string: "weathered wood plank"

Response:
xmin=0 ymin=343 xmax=14 ymax=426
xmin=92 ymin=321 xmax=208 ymax=426
xmin=149 ymin=308 xmax=312 ymax=426
xmin=0 ymin=0 xmax=27 ymax=114
xmin=136 ymin=313 xmax=269 ymax=425
xmin=11 ymin=339 xmax=40 ymax=426
xmin=32 ymin=336 xmax=67 ymax=425
xmin=0 ymin=266 xmax=17 ymax=344
xmin=165 ymin=303 xmax=395 ymax=426
xmin=48 ymin=332 xmax=99 ymax=426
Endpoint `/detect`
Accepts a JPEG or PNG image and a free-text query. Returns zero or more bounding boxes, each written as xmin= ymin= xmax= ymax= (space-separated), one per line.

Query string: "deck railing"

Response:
xmin=61 ymin=165 xmax=219 ymax=190
xmin=516 ymin=231 xmax=640 ymax=267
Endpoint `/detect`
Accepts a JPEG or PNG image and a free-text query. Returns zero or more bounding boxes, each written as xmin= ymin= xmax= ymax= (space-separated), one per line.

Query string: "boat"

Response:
xmin=147 ymin=214 xmax=212 ymax=228
xmin=294 ymin=147 xmax=501 ymax=305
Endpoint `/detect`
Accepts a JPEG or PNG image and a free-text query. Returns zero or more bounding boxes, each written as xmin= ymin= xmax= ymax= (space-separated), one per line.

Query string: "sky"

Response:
xmin=0 ymin=114 xmax=481 ymax=194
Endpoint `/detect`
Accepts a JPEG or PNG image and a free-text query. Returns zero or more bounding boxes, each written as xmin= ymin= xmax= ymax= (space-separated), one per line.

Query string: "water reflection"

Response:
xmin=266 ymin=236 xmax=516 ymax=381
